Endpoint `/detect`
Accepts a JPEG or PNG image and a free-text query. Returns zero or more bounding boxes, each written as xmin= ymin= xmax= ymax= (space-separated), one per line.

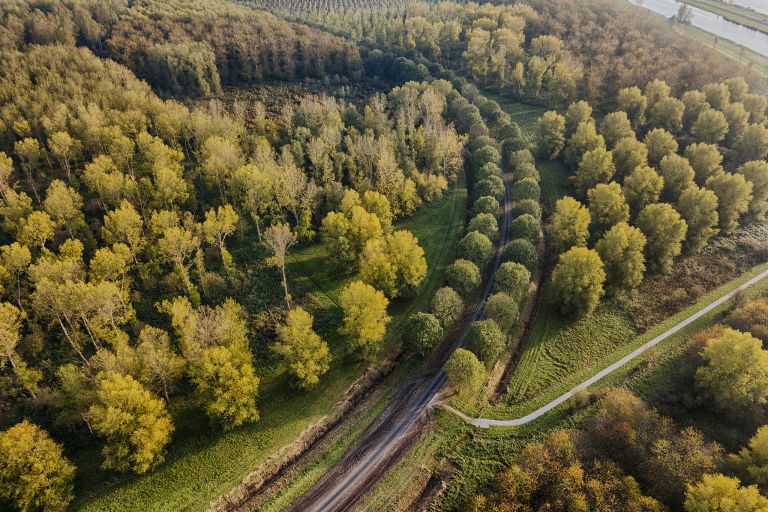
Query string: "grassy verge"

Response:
xmin=673 ymin=22 xmax=768 ymax=76
xmin=683 ymin=0 xmax=768 ymax=35
xmin=468 ymin=261 xmax=768 ymax=420
xmin=72 ymin=183 xmax=466 ymax=512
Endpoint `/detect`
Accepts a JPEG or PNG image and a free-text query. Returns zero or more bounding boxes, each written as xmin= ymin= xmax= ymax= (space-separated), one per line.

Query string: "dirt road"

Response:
xmin=282 ymin=164 xmax=514 ymax=512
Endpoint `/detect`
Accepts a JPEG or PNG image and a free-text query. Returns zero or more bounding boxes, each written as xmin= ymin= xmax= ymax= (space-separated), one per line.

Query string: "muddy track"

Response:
xmin=280 ymin=162 xmax=514 ymax=512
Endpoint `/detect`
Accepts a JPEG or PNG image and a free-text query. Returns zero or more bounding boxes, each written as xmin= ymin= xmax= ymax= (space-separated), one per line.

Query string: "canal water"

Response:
xmin=627 ymin=0 xmax=768 ymax=56
xmin=729 ymin=0 xmax=768 ymax=17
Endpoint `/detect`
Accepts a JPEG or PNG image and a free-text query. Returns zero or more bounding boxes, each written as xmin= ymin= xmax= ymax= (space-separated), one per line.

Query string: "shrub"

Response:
xmin=431 ymin=287 xmax=464 ymax=327
xmin=468 ymin=213 xmax=499 ymax=241
xmin=466 ymin=319 xmax=505 ymax=369
xmin=495 ymin=262 xmax=531 ymax=302
xmin=485 ymin=292 xmax=520 ymax=333
xmin=509 ymin=214 xmax=540 ymax=244
xmin=504 ymin=238 xmax=538 ymax=271
xmin=458 ymin=231 xmax=494 ymax=267
xmin=511 ymin=177 xmax=541 ymax=202
xmin=511 ymin=199 xmax=541 ymax=220
xmin=471 ymin=196 xmax=500 ymax=217
xmin=446 ymin=259 xmax=481 ymax=296
xmin=402 ymin=312 xmax=443 ymax=357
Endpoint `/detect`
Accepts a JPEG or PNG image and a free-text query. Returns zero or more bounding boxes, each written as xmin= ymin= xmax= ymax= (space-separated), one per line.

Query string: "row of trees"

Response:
xmin=536 ymin=78 xmax=767 ymax=317
xmin=440 ymin=86 xmax=541 ymax=399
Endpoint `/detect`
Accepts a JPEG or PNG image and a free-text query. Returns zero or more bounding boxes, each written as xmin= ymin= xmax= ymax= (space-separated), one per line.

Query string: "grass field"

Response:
xmin=72 ymin=182 xmax=467 ymax=512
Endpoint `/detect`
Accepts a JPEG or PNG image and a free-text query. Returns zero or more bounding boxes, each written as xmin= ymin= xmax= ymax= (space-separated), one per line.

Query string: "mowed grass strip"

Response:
xmin=482 ymin=261 xmax=768 ymax=421
xmin=73 ymin=183 xmax=466 ymax=512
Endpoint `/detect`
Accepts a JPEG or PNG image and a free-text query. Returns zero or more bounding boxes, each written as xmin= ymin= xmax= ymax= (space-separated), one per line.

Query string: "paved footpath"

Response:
xmin=441 ymin=266 xmax=768 ymax=428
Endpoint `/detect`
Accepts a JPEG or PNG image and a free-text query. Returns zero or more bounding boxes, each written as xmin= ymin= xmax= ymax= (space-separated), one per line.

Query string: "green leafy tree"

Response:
xmin=564 ymin=121 xmax=605 ymax=168
xmin=696 ymin=328 xmax=768 ymax=415
xmin=623 ymin=165 xmax=664 ymax=215
xmin=734 ymin=124 xmax=768 ymax=164
xmin=18 ymin=211 xmax=55 ymax=251
xmin=446 ymin=259 xmax=481 ymax=297
xmin=600 ymin=111 xmax=634 ymax=148
xmin=509 ymin=214 xmax=540 ymax=245
xmin=321 ymin=206 xmax=382 ymax=268
xmin=504 ymin=238 xmax=538 ymax=272
xmin=552 ymin=247 xmax=606 ymax=317
xmin=431 ymin=287 xmax=463 ymax=328
xmin=685 ymin=474 xmax=768 ymax=512
xmin=574 ymin=147 xmax=615 ymax=196
xmin=338 ymin=280 xmax=390 ymax=360
xmin=274 ymin=307 xmax=331 ymax=388
xmin=202 ymin=204 xmax=239 ymax=272
xmin=457 ymin=231 xmax=494 ymax=268
xmin=467 ymin=213 xmax=499 ymax=241
xmin=659 ymin=154 xmax=696 ymax=201
xmin=677 ymin=186 xmax=720 ymax=253
xmin=685 ymin=143 xmax=724 ymax=185
xmin=484 ymin=292 xmax=519 ymax=333
xmin=649 ymin=96 xmax=685 ymax=133
xmin=683 ymin=90 xmax=711 ymax=129
xmin=587 ymin=182 xmax=630 ymax=237
xmin=402 ymin=312 xmax=443 ymax=357
xmin=548 ymin=196 xmax=591 ymax=255
xmin=737 ymin=161 xmax=768 ymax=220
xmin=466 ymin=319 xmax=504 ymax=369
xmin=644 ymin=128 xmax=678 ymax=167
xmin=613 ymin=136 xmax=648 ymax=178
xmin=705 ymin=172 xmax=753 ymax=232
xmin=703 ymin=82 xmax=731 ymax=109
xmin=445 ymin=348 xmax=485 ymax=398
xmin=729 ymin=425 xmax=768 ymax=491
xmin=564 ymin=101 xmax=593 ymax=137
xmin=692 ymin=109 xmax=729 ymax=144
xmin=617 ymin=86 xmax=647 ymax=129
xmin=535 ymin=111 xmax=566 ymax=159
xmin=510 ymin=177 xmax=540 ymax=202
xmin=359 ymin=230 xmax=427 ymax=298
xmin=595 ymin=222 xmax=646 ymax=291
xmin=636 ymin=203 xmax=687 ymax=273
xmin=263 ymin=222 xmax=298 ymax=306
xmin=645 ymin=79 xmax=671 ymax=109
xmin=43 ymin=179 xmax=83 ymax=237
xmin=0 ymin=421 xmax=75 ymax=512
xmin=87 ymin=372 xmax=174 ymax=474
xmin=191 ymin=345 xmax=260 ymax=430
xmin=471 ymin=196 xmax=499 ymax=217
xmin=494 ymin=261 xmax=531 ymax=303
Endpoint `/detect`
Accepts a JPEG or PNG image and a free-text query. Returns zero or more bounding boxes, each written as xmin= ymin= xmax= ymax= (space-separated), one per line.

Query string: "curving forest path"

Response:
xmin=282 ymin=154 xmax=515 ymax=512
xmin=442 ymin=266 xmax=768 ymax=428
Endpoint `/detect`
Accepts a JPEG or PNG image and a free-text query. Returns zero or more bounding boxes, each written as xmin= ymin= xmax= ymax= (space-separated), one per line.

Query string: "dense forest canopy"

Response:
xmin=0 ymin=0 xmax=362 ymax=96
xmin=252 ymin=0 xmax=764 ymax=107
